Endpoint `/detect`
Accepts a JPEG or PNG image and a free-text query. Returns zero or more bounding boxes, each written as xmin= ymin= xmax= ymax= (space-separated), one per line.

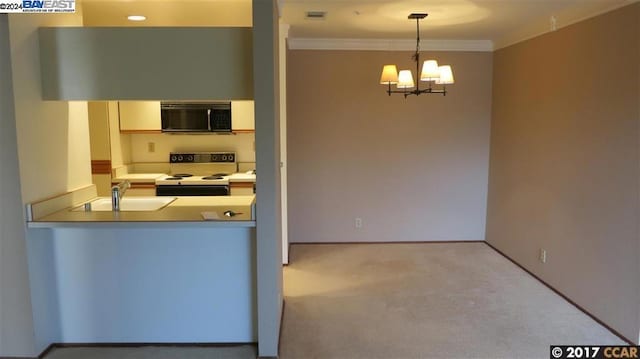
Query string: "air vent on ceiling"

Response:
xmin=305 ymin=11 xmax=327 ymax=20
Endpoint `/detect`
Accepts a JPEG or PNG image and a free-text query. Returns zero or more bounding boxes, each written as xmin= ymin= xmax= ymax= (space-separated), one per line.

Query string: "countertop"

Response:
xmin=29 ymin=195 xmax=256 ymax=227
xmin=228 ymin=173 xmax=256 ymax=183
xmin=113 ymin=172 xmax=256 ymax=183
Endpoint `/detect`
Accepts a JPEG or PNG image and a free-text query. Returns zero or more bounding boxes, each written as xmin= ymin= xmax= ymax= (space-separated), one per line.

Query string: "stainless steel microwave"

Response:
xmin=160 ymin=102 xmax=232 ymax=133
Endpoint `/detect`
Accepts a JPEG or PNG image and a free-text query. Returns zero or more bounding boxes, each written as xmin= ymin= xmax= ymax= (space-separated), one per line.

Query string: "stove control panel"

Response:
xmin=170 ymin=152 xmax=236 ymax=163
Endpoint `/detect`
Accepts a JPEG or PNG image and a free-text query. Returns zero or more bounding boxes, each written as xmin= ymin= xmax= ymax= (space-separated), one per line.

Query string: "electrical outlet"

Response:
xmin=539 ymin=249 xmax=547 ymax=263
xmin=355 ymin=218 xmax=362 ymax=229
xmin=550 ymin=15 xmax=557 ymax=31
xmin=148 ymin=142 xmax=155 ymax=152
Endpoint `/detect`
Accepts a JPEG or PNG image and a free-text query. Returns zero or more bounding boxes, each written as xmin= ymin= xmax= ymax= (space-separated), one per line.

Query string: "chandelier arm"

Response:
xmin=386 ymin=88 xmax=446 ymax=96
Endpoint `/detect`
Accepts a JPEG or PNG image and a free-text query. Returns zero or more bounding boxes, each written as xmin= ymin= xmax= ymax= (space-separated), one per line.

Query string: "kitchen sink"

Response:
xmin=73 ymin=197 xmax=177 ymax=212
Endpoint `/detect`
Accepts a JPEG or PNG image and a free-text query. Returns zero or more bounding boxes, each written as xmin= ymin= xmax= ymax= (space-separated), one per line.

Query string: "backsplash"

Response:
xmin=129 ymin=133 xmax=255 ymax=163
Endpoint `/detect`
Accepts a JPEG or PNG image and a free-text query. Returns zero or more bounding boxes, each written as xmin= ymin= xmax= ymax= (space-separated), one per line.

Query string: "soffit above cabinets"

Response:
xmin=39 ymin=27 xmax=253 ymax=100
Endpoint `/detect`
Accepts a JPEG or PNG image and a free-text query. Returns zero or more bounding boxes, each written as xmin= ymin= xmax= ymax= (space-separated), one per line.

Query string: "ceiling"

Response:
xmin=80 ymin=0 xmax=637 ymax=48
xmin=81 ymin=0 xmax=253 ymax=27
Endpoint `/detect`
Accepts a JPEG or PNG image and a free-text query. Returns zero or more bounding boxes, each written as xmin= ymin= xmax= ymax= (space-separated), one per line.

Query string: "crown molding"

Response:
xmin=287 ymin=38 xmax=494 ymax=52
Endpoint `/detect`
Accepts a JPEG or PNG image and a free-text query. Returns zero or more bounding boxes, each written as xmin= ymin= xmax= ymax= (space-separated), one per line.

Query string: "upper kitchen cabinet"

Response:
xmin=38 ymin=27 xmax=253 ymax=100
xmin=119 ymin=101 xmax=161 ymax=132
xmin=232 ymin=101 xmax=255 ymax=132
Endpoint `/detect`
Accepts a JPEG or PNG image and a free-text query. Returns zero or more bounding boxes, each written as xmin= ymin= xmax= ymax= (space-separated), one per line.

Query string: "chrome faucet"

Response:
xmin=111 ymin=180 xmax=131 ymax=211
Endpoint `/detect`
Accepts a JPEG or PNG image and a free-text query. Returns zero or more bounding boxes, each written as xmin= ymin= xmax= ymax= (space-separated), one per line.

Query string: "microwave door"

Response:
xmin=161 ymin=107 xmax=210 ymax=132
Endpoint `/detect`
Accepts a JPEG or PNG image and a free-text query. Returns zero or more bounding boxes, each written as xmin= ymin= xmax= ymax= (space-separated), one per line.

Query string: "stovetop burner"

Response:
xmin=172 ymin=173 xmax=193 ymax=178
xmin=202 ymin=176 xmax=224 ymax=180
xmin=211 ymin=173 xmax=230 ymax=176
xmin=165 ymin=177 xmax=184 ymax=180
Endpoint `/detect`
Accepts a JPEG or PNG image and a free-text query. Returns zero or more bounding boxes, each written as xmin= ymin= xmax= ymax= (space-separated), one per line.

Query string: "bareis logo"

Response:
xmin=22 ymin=0 xmax=74 ymax=12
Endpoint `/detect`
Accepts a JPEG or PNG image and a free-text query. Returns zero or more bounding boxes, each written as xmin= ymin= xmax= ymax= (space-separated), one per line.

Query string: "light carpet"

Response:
xmin=280 ymin=242 xmax=623 ymax=359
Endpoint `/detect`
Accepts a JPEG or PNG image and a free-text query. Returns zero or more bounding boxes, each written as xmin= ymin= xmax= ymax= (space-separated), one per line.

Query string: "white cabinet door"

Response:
xmin=231 ymin=101 xmax=255 ymax=131
xmin=119 ymin=101 xmax=161 ymax=131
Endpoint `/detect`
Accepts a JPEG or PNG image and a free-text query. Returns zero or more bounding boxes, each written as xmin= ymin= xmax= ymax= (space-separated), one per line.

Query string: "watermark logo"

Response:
xmin=0 ymin=0 xmax=75 ymax=13
xmin=550 ymin=346 xmax=639 ymax=359
xmin=0 ymin=1 xmax=22 ymax=12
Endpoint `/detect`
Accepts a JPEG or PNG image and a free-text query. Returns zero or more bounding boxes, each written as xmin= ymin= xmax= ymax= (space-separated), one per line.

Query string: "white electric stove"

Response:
xmin=155 ymin=174 xmax=230 ymax=186
xmin=155 ymin=152 xmax=237 ymax=196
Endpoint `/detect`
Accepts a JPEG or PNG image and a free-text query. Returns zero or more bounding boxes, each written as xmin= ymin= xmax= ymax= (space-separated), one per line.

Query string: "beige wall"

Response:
xmin=108 ymin=101 xmax=131 ymax=167
xmin=2 ymin=9 xmax=89 ymax=356
xmin=486 ymin=3 xmax=640 ymax=343
xmin=88 ymin=101 xmax=131 ymax=165
xmin=287 ymin=50 xmax=492 ymax=243
xmin=129 ymin=133 xmax=255 ymax=164
xmin=0 ymin=14 xmax=36 ymax=358
xmin=88 ymin=101 xmax=130 ymax=196
xmin=88 ymin=102 xmax=111 ymax=160
xmin=253 ymin=0 xmax=283 ymax=356
xmin=9 ymin=14 xmax=91 ymax=204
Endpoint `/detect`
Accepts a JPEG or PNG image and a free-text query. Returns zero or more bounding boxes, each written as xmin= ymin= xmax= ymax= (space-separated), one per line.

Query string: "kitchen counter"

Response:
xmin=228 ymin=172 xmax=256 ymax=183
xmin=25 ymin=185 xmax=257 ymax=344
xmin=113 ymin=172 xmax=255 ymax=183
xmin=29 ymin=195 xmax=256 ymax=227
xmin=27 ymin=198 xmax=257 ymax=343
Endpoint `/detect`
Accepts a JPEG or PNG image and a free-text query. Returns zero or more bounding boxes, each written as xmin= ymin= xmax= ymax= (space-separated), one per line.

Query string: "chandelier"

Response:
xmin=379 ymin=13 xmax=455 ymax=98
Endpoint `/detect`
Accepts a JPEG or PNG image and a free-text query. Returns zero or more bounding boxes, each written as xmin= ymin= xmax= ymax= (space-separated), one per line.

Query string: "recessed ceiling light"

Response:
xmin=127 ymin=15 xmax=146 ymax=21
